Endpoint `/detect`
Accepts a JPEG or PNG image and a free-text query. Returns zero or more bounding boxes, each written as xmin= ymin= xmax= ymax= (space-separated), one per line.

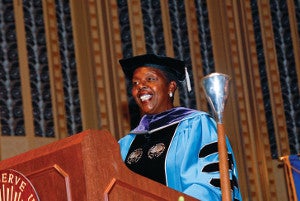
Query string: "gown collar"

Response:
xmin=131 ymin=107 xmax=196 ymax=134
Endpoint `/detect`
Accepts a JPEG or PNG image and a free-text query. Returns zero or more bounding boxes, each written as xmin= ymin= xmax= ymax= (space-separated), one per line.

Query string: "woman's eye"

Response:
xmin=132 ymin=81 xmax=139 ymax=85
xmin=147 ymin=77 xmax=156 ymax=82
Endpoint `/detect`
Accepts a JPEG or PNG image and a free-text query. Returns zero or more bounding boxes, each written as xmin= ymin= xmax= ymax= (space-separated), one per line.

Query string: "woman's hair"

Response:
xmin=161 ymin=70 xmax=181 ymax=90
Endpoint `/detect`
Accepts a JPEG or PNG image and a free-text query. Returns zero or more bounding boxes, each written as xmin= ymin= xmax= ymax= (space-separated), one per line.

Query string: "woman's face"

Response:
xmin=131 ymin=67 xmax=176 ymax=115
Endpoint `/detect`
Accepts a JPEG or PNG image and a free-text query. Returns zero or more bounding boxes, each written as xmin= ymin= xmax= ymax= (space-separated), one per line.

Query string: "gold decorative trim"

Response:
xmin=86 ymin=0 xmax=109 ymax=130
xmin=160 ymin=0 xmax=173 ymax=57
xmin=287 ymin=0 xmax=300 ymax=94
xmin=13 ymin=0 xmax=35 ymax=137
xmin=258 ymin=0 xmax=290 ymax=156
xmin=43 ymin=0 xmax=67 ymax=138
xmin=109 ymin=0 xmax=131 ymax=137
xmin=80 ymin=0 xmax=131 ymax=138
xmin=127 ymin=0 xmax=146 ymax=55
xmin=160 ymin=1 xmax=183 ymax=106
xmin=68 ymin=0 xmax=100 ymax=132
xmin=243 ymin=1 xmax=278 ymax=198
xmin=184 ymin=0 xmax=207 ymax=111
xmin=224 ymin=1 xmax=265 ymax=199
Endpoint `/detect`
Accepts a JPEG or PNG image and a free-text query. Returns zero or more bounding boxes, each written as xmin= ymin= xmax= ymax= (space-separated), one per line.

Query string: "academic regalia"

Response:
xmin=119 ymin=107 xmax=242 ymax=201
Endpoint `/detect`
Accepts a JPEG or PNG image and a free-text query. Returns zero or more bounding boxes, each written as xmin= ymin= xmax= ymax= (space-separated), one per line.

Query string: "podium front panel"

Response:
xmin=0 ymin=130 xmax=198 ymax=201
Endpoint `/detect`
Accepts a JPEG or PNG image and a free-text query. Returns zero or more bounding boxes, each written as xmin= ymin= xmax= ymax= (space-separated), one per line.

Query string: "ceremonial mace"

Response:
xmin=201 ymin=73 xmax=232 ymax=201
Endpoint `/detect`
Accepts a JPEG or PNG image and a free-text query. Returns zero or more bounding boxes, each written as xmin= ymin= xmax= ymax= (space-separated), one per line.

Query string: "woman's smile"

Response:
xmin=139 ymin=94 xmax=153 ymax=102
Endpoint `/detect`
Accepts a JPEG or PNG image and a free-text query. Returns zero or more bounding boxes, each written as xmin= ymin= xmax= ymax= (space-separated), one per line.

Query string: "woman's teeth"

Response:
xmin=140 ymin=94 xmax=152 ymax=101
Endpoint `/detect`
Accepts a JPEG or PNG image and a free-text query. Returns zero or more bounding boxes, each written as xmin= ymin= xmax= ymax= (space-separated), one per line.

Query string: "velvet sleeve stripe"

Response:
xmin=210 ymin=175 xmax=239 ymax=190
xmin=198 ymin=141 xmax=218 ymax=158
xmin=202 ymin=160 xmax=233 ymax=173
xmin=202 ymin=162 xmax=219 ymax=172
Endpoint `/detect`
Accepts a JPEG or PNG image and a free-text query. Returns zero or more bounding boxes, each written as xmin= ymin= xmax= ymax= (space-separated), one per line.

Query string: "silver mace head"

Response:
xmin=201 ymin=72 xmax=231 ymax=123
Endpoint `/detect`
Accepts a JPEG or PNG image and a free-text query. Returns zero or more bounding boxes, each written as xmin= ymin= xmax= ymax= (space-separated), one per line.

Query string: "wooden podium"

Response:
xmin=0 ymin=130 xmax=197 ymax=201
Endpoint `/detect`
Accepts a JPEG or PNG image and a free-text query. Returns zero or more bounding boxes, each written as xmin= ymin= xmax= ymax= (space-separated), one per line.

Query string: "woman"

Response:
xmin=118 ymin=54 xmax=242 ymax=200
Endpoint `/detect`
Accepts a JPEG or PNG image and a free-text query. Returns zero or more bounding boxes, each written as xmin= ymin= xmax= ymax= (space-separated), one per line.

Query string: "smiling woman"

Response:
xmin=118 ymin=54 xmax=242 ymax=201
